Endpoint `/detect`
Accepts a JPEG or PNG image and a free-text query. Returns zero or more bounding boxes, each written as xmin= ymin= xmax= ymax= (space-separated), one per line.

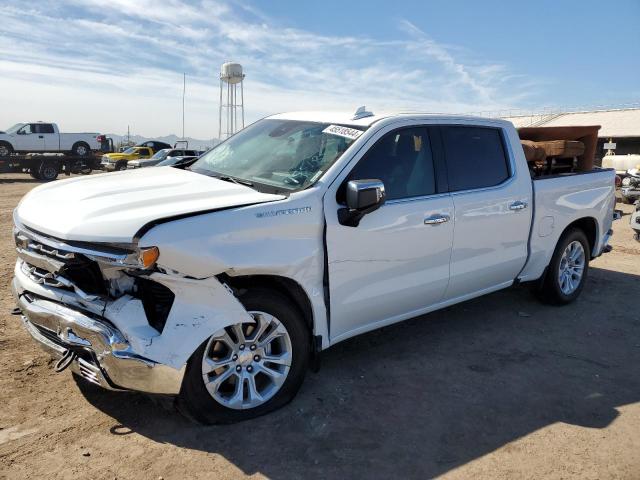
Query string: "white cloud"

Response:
xmin=0 ymin=1 xmax=539 ymax=138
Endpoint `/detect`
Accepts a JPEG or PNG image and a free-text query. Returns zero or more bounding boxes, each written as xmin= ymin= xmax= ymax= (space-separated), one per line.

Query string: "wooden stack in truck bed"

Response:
xmin=534 ymin=140 xmax=585 ymax=159
xmin=518 ymin=125 xmax=600 ymax=178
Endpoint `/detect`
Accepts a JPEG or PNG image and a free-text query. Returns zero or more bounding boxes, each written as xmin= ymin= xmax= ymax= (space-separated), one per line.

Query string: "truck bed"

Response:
xmin=518 ymin=168 xmax=616 ymax=282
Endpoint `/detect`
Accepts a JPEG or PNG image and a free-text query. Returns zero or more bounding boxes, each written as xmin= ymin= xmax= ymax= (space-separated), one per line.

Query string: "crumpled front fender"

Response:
xmin=105 ymin=273 xmax=253 ymax=369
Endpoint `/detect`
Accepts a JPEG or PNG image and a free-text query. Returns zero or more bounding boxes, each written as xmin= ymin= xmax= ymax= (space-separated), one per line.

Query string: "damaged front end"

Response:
xmin=11 ymin=218 xmax=252 ymax=395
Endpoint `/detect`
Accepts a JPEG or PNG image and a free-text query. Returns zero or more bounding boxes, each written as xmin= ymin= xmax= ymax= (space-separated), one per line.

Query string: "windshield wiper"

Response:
xmin=215 ymin=174 xmax=254 ymax=188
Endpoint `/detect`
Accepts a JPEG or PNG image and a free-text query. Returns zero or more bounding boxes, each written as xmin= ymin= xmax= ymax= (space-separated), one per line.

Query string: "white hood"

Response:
xmin=16 ymin=167 xmax=285 ymax=243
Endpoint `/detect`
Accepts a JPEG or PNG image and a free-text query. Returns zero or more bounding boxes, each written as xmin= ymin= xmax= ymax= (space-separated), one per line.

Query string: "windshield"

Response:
xmin=123 ymin=147 xmax=136 ymax=154
xmin=190 ymin=119 xmax=364 ymax=192
xmin=151 ymin=149 xmax=169 ymax=160
xmin=5 ymin=124 xmax=24 ymax=134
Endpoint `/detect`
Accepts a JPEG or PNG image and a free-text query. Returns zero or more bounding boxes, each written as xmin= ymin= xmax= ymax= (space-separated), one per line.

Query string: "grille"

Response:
xmin=21 ymin=263 xmax=68 ymax=289
xmin=16 ymin=229 xmax=108 ymax=295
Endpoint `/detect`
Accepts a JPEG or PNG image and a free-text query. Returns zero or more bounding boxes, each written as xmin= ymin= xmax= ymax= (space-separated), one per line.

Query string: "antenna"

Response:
xmin=218 ymin=62 xmax=245 ymax=139
xmin=352 ymin=106 xmax=374 ymax=120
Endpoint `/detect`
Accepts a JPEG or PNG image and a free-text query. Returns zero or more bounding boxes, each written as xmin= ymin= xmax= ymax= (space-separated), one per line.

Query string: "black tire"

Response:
xmin=72 ymin=142 xmax=90 ymax=157
xmin=0 ymin=141 xmax=13 ymax=157
xmin=537 ymin=228 xmax=590 ymax=305
xmin=177 ymin=288 xmax=310 ymax=424
xmin=620 ymin=195 xmax=633 ymax=205
xmin=115 ymin=161 xmax=127 ymax=171
xmin=38 ymin=161 xmax=59 ymax=181
xmin=29 ymin=169 xmax=41 ymax=180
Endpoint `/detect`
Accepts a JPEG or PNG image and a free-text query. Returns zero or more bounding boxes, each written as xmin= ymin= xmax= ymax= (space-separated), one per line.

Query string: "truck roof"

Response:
xmin=268 ymin=110 xmax=513 ymax=128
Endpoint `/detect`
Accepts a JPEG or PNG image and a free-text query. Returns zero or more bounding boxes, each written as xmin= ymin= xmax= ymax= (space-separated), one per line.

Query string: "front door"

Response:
xmin=13 ymin=124 xmax=44 ymax=151
xmin=324 ymin=126 xmax=454 ymax=342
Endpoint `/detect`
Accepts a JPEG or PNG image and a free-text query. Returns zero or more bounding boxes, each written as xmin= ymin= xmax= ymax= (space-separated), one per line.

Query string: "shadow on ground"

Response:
xmin=76 ymin=266 xmax=640 ymax=479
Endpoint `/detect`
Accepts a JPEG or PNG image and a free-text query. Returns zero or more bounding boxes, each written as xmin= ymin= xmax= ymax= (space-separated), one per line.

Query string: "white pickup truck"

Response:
xmin=0 ymin=122 xmax=101 ymax=157
xmin=11 ymin=110 xmax=617 ymax=424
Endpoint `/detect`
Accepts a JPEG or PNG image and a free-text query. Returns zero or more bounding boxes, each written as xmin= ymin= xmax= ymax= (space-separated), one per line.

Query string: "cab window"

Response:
xmin=441 ymin=126 xmax=510 ymax=191
xmin=34 ymin=124 xmax=55 ymax=134
xmin=343 ymin=127 xmax=436 ymax=201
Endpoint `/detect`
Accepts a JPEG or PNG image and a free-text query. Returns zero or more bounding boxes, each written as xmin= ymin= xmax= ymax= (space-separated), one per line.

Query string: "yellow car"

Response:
xmin=100 ymin=147 xmax=154 ymax=171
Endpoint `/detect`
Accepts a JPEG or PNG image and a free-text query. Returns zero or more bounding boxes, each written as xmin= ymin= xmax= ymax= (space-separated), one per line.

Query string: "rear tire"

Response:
xmin=620 ymin=195 xmax=633 ymax=205
xmin=537 ymin=228 xmax=590 ymax=305
xmin=72 ymin=142 xmax=90 ymax=157
xmin=29 ymin=169 xmax=41 ymax=180
xmin=177 ymin=288 xmax=310 ymax=424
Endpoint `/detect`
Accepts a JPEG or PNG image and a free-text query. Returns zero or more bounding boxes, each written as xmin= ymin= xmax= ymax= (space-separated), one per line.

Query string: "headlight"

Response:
xmin=622 ymin=177 xmax=631 ymax=186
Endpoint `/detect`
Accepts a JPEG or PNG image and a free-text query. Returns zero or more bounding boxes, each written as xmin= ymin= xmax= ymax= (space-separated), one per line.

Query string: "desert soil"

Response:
xmin=0 ymin=173 xmax=639 ymax=479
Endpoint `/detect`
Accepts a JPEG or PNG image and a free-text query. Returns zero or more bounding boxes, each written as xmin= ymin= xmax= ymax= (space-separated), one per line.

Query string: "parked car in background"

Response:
xmin=620 ymin=168 xmax=640 ymax=204
xmin=156 ymin=155 xmax=199 ymax=168
xmin=630 ymin=203 xmax=640 ymax=241
xmin=136 ymin=140 xmax=172 ymax=153
xmin=128 ymin=148 xmax=199 ymax=168
xmin=11 ymin=110 xmax=617 ymax=424
xmin=100 ymin=146 xmax=153 ymax=171
xmin=0 ymin=122 xmax=101 ymax=157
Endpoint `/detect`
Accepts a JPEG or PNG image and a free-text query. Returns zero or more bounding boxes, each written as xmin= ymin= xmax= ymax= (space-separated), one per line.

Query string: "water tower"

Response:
xmin=218 ymin=62 xmax=245 ymax=139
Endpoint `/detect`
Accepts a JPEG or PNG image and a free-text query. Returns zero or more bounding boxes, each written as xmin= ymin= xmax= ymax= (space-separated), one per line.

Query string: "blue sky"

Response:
xmin=1 ymin=0 xmax=638 ymax=139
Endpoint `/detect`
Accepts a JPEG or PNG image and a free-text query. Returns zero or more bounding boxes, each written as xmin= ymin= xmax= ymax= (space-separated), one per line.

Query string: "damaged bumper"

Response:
xmin=10 ymin=221 xmax=254 ymax=396
xmin=12 ymin=271 xmax=185 ymax=394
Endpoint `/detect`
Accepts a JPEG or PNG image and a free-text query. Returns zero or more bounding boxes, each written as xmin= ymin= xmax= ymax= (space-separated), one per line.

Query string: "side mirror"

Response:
xmin=338 ymin=179 xmax=386 ymax=227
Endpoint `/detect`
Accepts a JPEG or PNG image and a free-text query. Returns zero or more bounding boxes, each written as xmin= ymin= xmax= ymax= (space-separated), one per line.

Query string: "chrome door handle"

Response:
xmin=509 ymin=201 xmax=528 ymax=211
xmin=424 ymin=214 xmax=450 ymax=225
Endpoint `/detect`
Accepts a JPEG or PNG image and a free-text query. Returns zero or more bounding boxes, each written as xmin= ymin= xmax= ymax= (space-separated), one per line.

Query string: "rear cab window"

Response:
xmin=441 ymin=126 xmax=510 ymax=191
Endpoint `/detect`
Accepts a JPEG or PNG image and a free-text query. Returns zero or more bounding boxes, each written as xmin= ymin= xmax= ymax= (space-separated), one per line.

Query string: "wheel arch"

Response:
xmin=72 ymin=140 xmax=90 ymax=148
xmin=562 ymin=216 xmax=597 ymax=258
xmin=219 ymin=274 xmax=314 ymax=334
xmin=0 ymin=140 xmax=14 ymax=154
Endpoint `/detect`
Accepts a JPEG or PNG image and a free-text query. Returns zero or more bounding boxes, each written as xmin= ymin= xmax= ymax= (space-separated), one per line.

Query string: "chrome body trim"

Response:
xmin=12 ymin=276 xmax=185 ymax=395
xmin=13 ymin=220 xmax=141 ymax=269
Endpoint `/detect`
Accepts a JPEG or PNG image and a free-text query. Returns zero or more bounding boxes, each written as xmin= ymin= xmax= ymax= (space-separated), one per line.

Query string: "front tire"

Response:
xmin=0 ymin=141 xmax=13 ymax=157
xmin=178 ymin=288 xmax=310 ymax=424
xmin=115 ymin=161 xmax=127 ymax=171
xmin=537 ymin=228 xmax=590 ymax=305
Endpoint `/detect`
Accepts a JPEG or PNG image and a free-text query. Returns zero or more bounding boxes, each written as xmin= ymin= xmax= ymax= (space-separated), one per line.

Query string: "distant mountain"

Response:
xmin=106 ymin=133 xmax=219 ymax=151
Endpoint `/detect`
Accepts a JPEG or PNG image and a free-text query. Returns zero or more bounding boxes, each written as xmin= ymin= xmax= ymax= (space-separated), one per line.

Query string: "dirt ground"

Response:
xmin=0 ymin=172 xmax=639 ymax=480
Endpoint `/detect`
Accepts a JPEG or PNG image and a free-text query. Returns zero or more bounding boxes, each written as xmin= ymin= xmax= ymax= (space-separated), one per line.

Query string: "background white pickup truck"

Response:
xmin=0 ymin=122 xmax=101 ymax=156
xmin=11 ymin=110 xmax=616 ymax=424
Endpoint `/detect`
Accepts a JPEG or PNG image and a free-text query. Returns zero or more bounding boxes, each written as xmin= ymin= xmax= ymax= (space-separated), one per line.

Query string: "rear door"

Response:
xmin=324 ymin=124 xmax=454 ymax=342
xmin=36 ymin=124 xmax=58 ymax=151
xmin=439 ymin=125 xmax=532 ymax=300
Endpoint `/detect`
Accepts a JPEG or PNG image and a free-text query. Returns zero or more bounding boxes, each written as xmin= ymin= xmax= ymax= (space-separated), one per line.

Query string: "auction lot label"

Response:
xmin=323 ymin=125 xmax=363 ymax=140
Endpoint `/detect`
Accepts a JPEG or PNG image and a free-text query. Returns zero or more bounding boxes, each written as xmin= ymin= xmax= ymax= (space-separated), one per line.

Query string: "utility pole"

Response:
xmin=182 ymin=73 xmax=186 ymax=139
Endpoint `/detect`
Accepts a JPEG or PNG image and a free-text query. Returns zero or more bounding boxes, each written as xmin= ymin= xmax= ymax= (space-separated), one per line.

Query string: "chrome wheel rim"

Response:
xmin=0 ymin=146 xmax=8 ymax=156
xmin=201 ymin=311 xmax=292 ymax=410
xmin=558 ymin=240 xmax=585 ymax=295
xmin=76 ymin=145 xmax=88 ymax=156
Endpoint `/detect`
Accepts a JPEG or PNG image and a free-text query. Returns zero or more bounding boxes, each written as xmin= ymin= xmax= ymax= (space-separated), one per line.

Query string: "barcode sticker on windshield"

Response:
xmin=322 ymin=125 xmax=363 ymax=140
